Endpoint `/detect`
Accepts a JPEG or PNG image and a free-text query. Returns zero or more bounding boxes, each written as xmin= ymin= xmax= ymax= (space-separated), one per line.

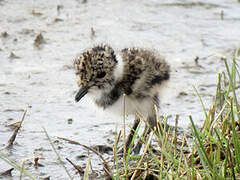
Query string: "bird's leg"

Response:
xmin=133 ymin=116 xmax=157 ymax=154
xmin=125 ymin=117 xmax=140 ymax=151
xmin=118 ymin=117 xmax=140 ymax=154
xmin=133 ymin=124 xmax=150 ymax=154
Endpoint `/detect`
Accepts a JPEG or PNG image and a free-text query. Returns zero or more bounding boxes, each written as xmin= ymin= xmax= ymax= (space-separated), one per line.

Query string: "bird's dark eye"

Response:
xmin=97 ymin=72 xmax=106 ymax=78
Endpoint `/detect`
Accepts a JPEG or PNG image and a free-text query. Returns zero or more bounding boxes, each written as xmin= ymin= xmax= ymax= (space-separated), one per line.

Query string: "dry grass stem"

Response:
xmin=83 ymin=155 xmax=91 ymax=180
xmin=57 ymin=136 xmax=112 ymax=178
xmin=66 ymin=158 xmax=84 ymax=177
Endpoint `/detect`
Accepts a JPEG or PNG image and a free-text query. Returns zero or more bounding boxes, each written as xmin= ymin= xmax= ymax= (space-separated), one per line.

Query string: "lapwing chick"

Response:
xmin=74 ymin=44 xmax=170 ymax=154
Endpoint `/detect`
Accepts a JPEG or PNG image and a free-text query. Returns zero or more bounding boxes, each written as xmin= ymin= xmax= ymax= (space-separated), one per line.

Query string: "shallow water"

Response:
xmin=0 ymin=0 xmax=240 ymax=179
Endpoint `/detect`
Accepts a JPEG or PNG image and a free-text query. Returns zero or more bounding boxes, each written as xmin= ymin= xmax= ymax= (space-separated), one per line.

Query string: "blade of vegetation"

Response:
xmin=19 ymin=159 xmax=26 ymax=180
xmin=122 ymin=94 xmax=127 ymax=177
xmin=42 ymin=127 xmax=73 ymax=180
xmin=193 ymin=86 xmax=208 ymax=122
xmin=230 ymin=99 xmax=240 ymax=172
xmin=83 ymin=155 xmax=91 ymax=180
xmin=126 ymin=120 xmax=141 ymax=167
xmin=189 ymin=116 xmax=213 ymax=169
xmin=0 ymin=152 xmax=36 ymax=180
xmin=223 ymin=57 xmax=240 ymax=116
xmin=113 ymin=127 xmax=121 ymax=180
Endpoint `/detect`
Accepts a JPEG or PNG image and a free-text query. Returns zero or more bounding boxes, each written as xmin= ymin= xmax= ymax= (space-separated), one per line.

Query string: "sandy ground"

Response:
xmin=0 ymin=0 xmax=240 ymax=179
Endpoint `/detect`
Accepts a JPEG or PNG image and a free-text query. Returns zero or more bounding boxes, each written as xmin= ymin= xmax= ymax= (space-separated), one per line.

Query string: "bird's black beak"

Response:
xmin=75 ymin=87 xmax=88 ymax=102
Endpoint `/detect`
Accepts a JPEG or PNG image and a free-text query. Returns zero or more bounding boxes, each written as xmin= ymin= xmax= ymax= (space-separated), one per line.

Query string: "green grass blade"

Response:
xmin=230 ymin=99 xmax=240 ymax=172
xmin=193 ymin=86 xmax=208 ymax=122
xmin=224 ymin=58 xmax=239 ymax=114
xmin=189 ymin=116 xmax=213 ymax=169
xmin=126 ymin=120 xmax=141 ymax=167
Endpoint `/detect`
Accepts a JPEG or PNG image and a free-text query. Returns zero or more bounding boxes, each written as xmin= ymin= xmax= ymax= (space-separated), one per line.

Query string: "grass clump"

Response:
xmin=111 ymin=49 xmax=240 ymax=179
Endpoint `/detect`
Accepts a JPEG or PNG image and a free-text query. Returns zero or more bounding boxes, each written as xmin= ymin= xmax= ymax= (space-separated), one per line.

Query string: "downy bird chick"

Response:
xmin=74 ymin=44 xmax=170 ymax=153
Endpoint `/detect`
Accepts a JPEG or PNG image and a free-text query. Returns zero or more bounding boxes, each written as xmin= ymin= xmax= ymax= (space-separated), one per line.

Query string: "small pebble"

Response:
xmin=67 ymin=118 xmax=73 ymax=124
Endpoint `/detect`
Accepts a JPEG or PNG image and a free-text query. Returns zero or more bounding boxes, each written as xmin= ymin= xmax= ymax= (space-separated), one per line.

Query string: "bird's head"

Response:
xmin=74 ymin=44 xmax=117 ymax=102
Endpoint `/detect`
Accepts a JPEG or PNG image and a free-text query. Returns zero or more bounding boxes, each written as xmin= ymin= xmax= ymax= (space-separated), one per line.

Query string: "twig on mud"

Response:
xmin=66 ymin=158 xmax=84 ymax=177
xmin=0 ymin=168 xmax=14 ymax=176
xmin=90 ymin=27 xmax=96 ymax=40
xmin=57 ymin=136 xmax=113 ymax=178
xmin=6 ymin=109 xmax=27 ymax=148
xmin=41 ymin=176 xmax=50 ymax=180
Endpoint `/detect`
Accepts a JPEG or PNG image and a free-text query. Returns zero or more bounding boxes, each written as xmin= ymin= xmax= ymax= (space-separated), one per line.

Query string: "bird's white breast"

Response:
xmin=100 ymin=95 xmax=153 ymax=120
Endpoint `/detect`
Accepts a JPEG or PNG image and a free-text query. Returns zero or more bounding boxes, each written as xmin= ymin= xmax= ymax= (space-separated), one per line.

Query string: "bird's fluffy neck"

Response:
xmin=113 ymin=54 xmax=124 ymax=82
